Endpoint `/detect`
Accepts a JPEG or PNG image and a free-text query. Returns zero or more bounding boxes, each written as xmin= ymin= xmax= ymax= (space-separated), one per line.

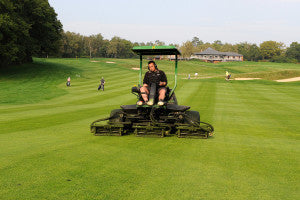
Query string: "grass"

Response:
xmin=0 ymin=58 xmax=299 ymax=199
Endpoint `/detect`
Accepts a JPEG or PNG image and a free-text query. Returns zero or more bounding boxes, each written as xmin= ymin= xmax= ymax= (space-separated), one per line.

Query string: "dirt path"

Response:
xmin=276 ymin=77 xmax=300 ymax=82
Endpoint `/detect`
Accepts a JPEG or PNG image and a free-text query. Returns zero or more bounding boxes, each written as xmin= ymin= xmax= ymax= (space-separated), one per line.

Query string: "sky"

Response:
xmin=48 ymin=0 xmax=300 ymax=45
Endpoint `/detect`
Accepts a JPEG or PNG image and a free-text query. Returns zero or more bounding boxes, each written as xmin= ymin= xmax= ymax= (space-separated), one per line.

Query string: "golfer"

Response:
xmin=66 ymin=77 xmax=71 ymax=86
xmin=226 ymin=71 xmax=231 ymax=81
xmin=98 ymin=77 xmax=105 ymax=91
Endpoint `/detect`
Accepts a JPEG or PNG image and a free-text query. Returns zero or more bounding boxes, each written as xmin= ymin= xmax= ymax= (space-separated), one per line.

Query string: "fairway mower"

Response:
xmin=90 ymin=46 xmax=214 ymax=138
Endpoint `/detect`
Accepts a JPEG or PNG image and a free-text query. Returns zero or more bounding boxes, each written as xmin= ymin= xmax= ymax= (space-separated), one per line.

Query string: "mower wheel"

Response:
xmin=184 ymin=110 xmax=200 ymax=125
xmin=109 ymin=109 xmax=123 ymax=123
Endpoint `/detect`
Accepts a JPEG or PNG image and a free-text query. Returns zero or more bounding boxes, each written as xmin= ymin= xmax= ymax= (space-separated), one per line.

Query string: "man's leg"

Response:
xmin=158 ymin=87 xmax=166 ymax=106
xmin=140 ymin=86 xmax=149 ymax=102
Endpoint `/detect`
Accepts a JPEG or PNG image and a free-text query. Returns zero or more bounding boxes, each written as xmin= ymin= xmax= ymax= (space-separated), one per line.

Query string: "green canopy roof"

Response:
xmin=132 ymin=46 xmax=181 ymax=55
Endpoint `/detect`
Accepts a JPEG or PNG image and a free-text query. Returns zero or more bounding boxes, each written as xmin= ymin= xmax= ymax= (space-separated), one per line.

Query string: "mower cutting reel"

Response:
xmin=90 ymin=46 xmax=214 ymax=138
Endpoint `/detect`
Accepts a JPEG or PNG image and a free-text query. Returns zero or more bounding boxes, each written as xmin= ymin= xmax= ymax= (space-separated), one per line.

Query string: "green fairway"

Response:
xmin=0 ymin=58 xmax=299 ymax=199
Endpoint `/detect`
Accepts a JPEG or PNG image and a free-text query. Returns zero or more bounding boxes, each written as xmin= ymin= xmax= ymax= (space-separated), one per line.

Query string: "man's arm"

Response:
xmin=159 ymin=71 xmax=168 ymax=86
xmin=143 ymin=72 xmax=149 ymax=86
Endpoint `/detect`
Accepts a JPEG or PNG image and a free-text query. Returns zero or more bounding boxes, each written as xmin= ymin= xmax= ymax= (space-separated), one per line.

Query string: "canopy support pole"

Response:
xmin=139 ymin=55 xmax=142 ymax=86
xmin=170 ymin=54 xmax=178 ymax=97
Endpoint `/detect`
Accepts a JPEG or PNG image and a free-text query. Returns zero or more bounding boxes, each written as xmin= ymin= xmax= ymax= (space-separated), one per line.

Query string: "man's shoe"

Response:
xmin=137 ymin=100 xmax=143 ymax=106
xmin=157 ymin=100 xmax=164 ymax=106
xmin=147 ymin=100 xmax=154 ymax=106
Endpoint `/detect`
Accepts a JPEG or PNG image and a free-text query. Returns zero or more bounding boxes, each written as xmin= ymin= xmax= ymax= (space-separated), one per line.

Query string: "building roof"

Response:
xmin=223 ymin=52 xmax=243 ymax=56
xmin=194 ymin=47 xmax=242 ymax=56
xmin=195 ymin=47 xmax=221 ymax=55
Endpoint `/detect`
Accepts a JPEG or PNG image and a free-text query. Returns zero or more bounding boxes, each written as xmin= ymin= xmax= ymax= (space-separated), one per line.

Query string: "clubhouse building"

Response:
xmin=191 ymin=47 xmax=243 ymax=63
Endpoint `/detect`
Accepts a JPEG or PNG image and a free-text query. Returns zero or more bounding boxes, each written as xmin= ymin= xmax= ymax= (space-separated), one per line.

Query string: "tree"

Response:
xmin=106 ymin=36 xmax=135 ymax=58
xmin=180 ymin=41 xmax=194 ymax=58
xmin=0 ymin=0 xmax=62 ymax=66
xmin=259 ymin=41 xmax=284 ymax=60
xmin=192 ymin=37 xmax=204 ymax=47
xmin=212 ymin=40 xmax=223 ymax=51
xmin=219 ymin=43 xmax=237 ymax=52
xmin=0 ymin=1 xmax=31 ymax=65
xmin=154 ymin=40 xmax=165 ymax=46
xmin=237 ymin=42 xmax=261 ymax=61
xmin=60 ymin=31 xmax=83 ymax=58
xmin=286 ymin=42 xmax=300 ymax=62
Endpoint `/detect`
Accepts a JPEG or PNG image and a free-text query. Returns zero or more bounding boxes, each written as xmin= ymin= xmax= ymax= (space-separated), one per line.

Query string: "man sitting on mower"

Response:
xmin=137 ymin=61 xmax=167 ymax=106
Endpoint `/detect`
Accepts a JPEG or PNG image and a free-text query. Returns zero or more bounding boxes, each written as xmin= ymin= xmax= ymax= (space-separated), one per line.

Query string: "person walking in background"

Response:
xmin=66 ymin=77 xmax=71 ymax=86
xmin=225 ymin=71 xmax=231 ymax=81
xmin=98 ymin=77 xmax=105 ymax=91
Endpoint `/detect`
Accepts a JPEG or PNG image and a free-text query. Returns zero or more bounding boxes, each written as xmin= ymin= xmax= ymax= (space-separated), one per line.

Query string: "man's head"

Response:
xmin=148 ymin=61 xmax=157 ymax=72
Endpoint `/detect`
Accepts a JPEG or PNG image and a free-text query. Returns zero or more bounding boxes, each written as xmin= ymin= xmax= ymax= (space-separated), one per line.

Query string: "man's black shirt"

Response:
xmin=143 ymin=70 xmax=167 ymax=86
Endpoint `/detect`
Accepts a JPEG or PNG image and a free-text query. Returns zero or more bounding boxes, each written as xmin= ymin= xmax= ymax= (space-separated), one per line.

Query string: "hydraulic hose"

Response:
xmin=183 ymin=113 xmax=214 ymax=133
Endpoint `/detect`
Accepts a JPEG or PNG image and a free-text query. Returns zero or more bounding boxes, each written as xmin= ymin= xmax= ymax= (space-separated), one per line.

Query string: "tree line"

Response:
xmin=58 ymin=32 xmax=173 ymax=59
xmin=57 ymin=33 xmax=300 ymax=63
xmin=58 ymin=32 xmax=137 ymax=59
xmin=181 ymin=37 xmax=300 ymax=63
xmin=1 ymin=0 xmax=299 ymax=67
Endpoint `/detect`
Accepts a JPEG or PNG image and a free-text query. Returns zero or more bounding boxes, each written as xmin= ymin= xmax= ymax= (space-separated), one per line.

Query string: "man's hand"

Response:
xmin=159 ymin=81 xmax=166 ymax=86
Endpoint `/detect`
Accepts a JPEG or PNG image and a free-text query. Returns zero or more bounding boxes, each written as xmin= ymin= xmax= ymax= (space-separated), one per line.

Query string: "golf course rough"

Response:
xmin=0 ymin=58 xmax=299 ymax=199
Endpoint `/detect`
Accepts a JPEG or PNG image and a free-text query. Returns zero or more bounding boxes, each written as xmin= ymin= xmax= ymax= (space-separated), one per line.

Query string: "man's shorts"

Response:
xmin=158 ymin=87 xmax=167 ymax=93
xmin=143 ymin=85 xmax=167 ymax=93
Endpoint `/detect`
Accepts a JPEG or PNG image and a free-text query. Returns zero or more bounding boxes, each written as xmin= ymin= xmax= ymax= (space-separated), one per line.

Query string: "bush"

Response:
xmin=270 ymin=55 xmax=298 ymax=63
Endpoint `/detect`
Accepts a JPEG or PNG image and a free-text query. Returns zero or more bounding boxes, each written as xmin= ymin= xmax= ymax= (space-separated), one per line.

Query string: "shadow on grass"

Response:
xmin=0 ymin=59 xmax=82 ymax=80
xmin=0 ymin=59 xmax=82 ymax=105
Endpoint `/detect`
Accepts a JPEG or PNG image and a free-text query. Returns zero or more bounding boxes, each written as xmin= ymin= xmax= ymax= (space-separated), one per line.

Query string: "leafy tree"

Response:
xmin=191 ymin=37 xmax=203 ymax=47
xmin=180 ymin=41 xmax=194 ymax=58
xmin=286 ymin=42 xmax=300 ymax=62
xmin=194 ymin=42 xmax=212 ymax=52
xmin=212 ymin=40 xmax=223 ymax=51
xmin=0 ymin=1 xmax=31 ymax=65
xmin=60 ymin=31 xmax=83 ymax=58
xmin=106 ymin=36 xmax=135 ymax=58
xmin=220 ymin=43 xmax=237 ymax=52
xmin=237 ymin=42 xmax=261 ymax=61
xmin=146 ymin=41 xmax=154 ymax=46
xmin=260 ymin=41 xmax=284 ymax=60
xmin=154 ymin=40 xmax=165 ymax=46
xmin=0 ymin=0 xmax=62 ymax=66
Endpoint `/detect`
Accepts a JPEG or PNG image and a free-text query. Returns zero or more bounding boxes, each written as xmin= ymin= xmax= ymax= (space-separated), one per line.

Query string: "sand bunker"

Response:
xmin=234 ymin=78 xmax=261 ymax=80
xmin=182 ymin=77 xmax=212 ymax=79
xmin=276 ymin=77 xmax=300 ymax=82
xmin=106 ymin=61 xmax=115 ymax=64
xmin=131 ymin=68 xmax=140 ymax=70
xmin=90 ymin=60 xmax=100 ymax=63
